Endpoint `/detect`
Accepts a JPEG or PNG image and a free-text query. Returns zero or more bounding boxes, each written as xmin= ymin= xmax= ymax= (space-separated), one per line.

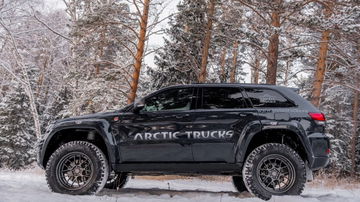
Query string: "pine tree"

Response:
xmin=198 ymin=0 xmax=216 ymax=83
xmin=211 ymin=0 xmax=248 ymax=83
xmin=65 ymin=0 xmax=136 ymax=115
xmin=310 ymin=1 xmax=334 ymax=107
xmin=127 ymin=0 xmax=151 ymax=104
xmin=149 ymin=0 xmax=207 ymax=88
xmin=0 ymin=82 xmax=36 ymax=169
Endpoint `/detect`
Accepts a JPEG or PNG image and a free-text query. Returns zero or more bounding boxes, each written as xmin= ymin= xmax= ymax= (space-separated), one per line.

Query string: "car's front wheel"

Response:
xmin=45 ymin=141 xmax=109 ymax=195
xmin=242 ymin=143 xmax=306 ymax=200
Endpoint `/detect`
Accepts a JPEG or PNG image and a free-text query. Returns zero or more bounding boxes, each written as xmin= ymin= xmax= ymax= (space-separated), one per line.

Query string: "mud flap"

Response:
xmin=306 ymin=162 xmax=313 ymax=182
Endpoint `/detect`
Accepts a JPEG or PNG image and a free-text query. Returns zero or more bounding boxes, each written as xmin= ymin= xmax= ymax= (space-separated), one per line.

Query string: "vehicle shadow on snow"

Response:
xmin=100 ymin=189 xmax=350 ymax=201
xmin=301 ymin=193 xmax=348 ymax=201
xmin=100 ymin=188 xmax=253 ymax=198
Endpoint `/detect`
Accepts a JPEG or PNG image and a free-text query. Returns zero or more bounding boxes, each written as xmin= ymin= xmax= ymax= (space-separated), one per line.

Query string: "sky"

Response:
xmin=142 ymin=0 xmax=180 ymax=68
xmin=44 ymin=0 xmax=66 ymax=10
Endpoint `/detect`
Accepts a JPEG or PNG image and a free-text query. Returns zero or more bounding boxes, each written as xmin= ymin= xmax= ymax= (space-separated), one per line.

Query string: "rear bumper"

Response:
xmin=307 ymin=133 xmax=330 ymax=170
xmin=311 ymin=156 xmax=329 ymax=170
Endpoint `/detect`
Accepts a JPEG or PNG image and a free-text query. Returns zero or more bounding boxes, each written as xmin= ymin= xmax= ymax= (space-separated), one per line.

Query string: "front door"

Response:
xmin=190 ymin=87 xmax=259 ymax=163
xmin=118 ymin=87 xmax=196 ymax=163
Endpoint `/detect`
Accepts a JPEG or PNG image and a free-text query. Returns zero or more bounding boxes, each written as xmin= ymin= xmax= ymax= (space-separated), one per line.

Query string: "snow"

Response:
xmin=0 ymin=169 xmax=360 ymax=202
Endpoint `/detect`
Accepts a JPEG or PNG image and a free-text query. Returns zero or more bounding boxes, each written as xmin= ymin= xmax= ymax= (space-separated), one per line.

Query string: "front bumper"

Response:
xmin=308 ymin=133 xmax=330 ymax=170
xmin=36 ymin=123 xmax=55 ymax=169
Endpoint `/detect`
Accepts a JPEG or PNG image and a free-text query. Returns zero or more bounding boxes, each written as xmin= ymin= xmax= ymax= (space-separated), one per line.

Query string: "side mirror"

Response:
xmin=133 ymin=98 xmax=145 ymax=113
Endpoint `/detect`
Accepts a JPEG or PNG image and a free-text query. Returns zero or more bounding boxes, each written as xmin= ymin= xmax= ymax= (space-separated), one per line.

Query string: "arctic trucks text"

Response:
xmin=37 ymin=84 xmax=330 ymax=200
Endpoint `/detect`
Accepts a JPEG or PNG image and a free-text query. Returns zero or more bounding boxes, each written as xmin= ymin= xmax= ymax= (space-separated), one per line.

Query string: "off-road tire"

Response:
xmin=242 ymin=143 xmax=306 ymax=200
xmin=105 ymin=172 xmax=128 ymax=189
xmin=232 ymin=176 xmax=248 ymax=193
xmin=45 ymin=141 xmax=109 ymax=195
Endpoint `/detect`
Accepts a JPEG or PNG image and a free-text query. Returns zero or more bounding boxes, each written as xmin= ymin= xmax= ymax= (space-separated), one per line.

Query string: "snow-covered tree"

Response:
xmin=210 ymin=0 xmax=249 ymax=83
xmin=0 ymin=0 xmax=71 ymax=168
xmin=64 ymin=0 xmax=136 ymax=115
xmin=149 ymin=0 xmax=207 ymax=88
xmin=0 ymin=82 xmax=36 ymax=169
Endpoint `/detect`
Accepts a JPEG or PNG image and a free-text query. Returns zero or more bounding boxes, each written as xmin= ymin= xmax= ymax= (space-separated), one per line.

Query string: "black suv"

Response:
xmin=37 ymin=84 xmax=330 ymax=200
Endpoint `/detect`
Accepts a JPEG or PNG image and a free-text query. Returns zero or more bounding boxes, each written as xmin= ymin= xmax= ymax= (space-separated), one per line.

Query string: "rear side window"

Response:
xmin=201 ymin=87 xmax=247 ymax=109
xmin=245 ymin=88 xmax=295 ymax=108
xmin=143 ymin=88 xmax=194 ymax=112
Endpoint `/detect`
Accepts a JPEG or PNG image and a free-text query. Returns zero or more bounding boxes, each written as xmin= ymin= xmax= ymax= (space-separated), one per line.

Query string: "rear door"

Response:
xmin=190 ymin=87 xmax=259 ymax=163
xmin=117 ymin=87 xmax=197 ymax=163
xmin=244 ymin=88 xmax=296 ymax=122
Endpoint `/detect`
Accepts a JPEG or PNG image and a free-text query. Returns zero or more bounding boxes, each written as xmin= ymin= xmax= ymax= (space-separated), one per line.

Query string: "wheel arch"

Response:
xmin=237 ymin=127 xmax=312 ymax=165
xmin=41 ymin=126 xmax=116 ymax=169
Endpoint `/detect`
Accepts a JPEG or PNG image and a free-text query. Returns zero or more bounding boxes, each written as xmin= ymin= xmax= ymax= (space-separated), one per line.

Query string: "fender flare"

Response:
xmin=235 ymin=121 xmax=314 ymax=165
xmin=38 ymin=119 xmax=117 ymax=168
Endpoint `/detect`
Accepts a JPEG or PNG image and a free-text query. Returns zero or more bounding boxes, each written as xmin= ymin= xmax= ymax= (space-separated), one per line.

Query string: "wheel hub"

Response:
xmin=271 ymin=170 xmax=279 ymax=178
xmin=256 ymin=154 xmax=296 ymax=194
xmin=74 ymin=168 xmax=81 ymax=174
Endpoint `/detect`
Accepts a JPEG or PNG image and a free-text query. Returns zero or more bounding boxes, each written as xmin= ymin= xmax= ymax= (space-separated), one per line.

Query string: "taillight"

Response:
xmin=308 ymin=112 xmax=326 ymax=121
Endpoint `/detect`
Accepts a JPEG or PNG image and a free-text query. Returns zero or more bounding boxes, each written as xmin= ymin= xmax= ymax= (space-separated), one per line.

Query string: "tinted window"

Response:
xmin=245 ymin=88 xmax=295 ymax=107
xmin=201 ymin=87 xmax=247 ymax=109
xmin=142 ymin=88 xmax=194 ymax=112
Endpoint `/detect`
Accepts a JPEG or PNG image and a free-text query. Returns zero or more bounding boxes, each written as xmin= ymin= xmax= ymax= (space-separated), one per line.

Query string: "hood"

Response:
xmin=55 ymin=111 xmax=118 ymax=123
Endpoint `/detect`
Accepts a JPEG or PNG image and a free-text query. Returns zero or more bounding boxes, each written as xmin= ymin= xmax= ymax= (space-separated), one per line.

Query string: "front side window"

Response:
xmin=245 ymin=88 xmax=295 ymax=107
xmin=201 ymin=87 xmax=247 ymax=109
xmin=142 ymin=88 xmax=194 ymax=112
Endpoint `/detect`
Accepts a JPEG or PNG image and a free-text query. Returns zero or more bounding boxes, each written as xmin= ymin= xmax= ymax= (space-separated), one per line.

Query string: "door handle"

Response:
xmin=175 ymin=114 xmax=190 ymax=119
xmin=258 ymin=109 xmax=272 ymax=113
xmin=238 ymin=113 xmax=247 ymax=117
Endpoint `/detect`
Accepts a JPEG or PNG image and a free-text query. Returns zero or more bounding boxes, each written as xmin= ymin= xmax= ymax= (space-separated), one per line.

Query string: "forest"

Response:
xmin=0 ymin=0 xmax=359 ymax=179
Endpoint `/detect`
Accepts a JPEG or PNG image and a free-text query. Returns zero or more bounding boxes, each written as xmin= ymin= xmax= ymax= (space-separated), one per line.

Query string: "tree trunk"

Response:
xmin=36 ymin=54 xmax=49 ymax=96
xmin=25 ymin=85 xmax=42 ymax=139
xmin=230 ymin=41 xmax=239 ymax=83
xmin=127 ymin=0 xmax=150 ymax=104
xmin=95 ymin=26 xmax=106 ymax=76
xmin=1 ymin=17 xmax=43 ymax=139
xmin=265 ymin=10 xmax=281 ymax=84
xmin=219 ymin=47 xmax=227 ymax=83
xmin=350 ymin=78 xmax=359 ymax=177
xmin=253 ymin=55 xmax=260 ymax=84
xmin=284 ymin=60 xmax=290 ymax=86
xmin=198 ymin=0 xmax=216 ymax=83
xmin=311 ymin=3 xmax=333 ymax=107
xmin=310 ymin=29 xmax=331 ymax=107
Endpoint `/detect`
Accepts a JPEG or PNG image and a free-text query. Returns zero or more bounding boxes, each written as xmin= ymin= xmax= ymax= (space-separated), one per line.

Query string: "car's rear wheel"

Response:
xmin=232 ymin=176 xmax=248 ymax=193
xmin=105 ymin=172 xmax=128 ymax=189
xmin=45 ymin=141 xmax=109 ymax=195
xmin=242 ymin=143 xmax=306 ymax=200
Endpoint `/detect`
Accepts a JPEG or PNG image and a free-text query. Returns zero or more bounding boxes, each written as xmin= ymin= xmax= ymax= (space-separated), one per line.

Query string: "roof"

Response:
xmin=162 ymin=83 xmax=280 ymax=89
xmin=160 ymin=83 xmax=300 ymax=96
xmin=141 ymin=83 xmax=315 ymax=111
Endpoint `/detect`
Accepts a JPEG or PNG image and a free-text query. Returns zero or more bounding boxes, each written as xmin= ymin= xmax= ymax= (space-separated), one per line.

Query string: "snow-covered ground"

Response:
xmin=0 ymin=169 xmax=359 ymax=202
